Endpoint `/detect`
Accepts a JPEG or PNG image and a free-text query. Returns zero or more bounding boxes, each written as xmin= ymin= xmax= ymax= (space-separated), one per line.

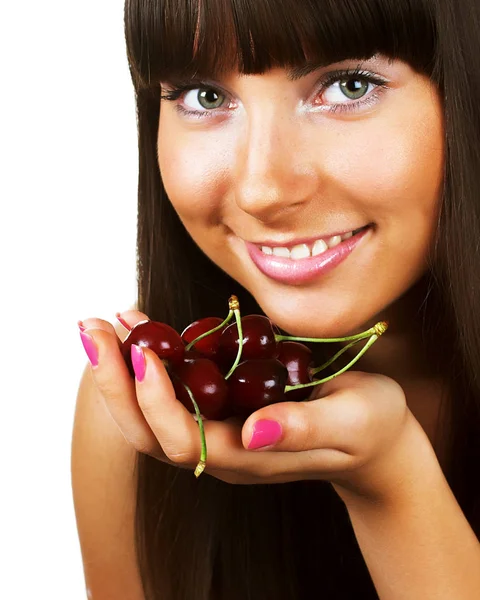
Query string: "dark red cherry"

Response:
xmin=227 ymin=358 xmax=288 ymax=418
xmin=170 ymin=358 xmax=231 ymax=420
xmin=181 ymin=317 xmax=225 ymax=359
xmin=277 ymin=341 xmax=314 ymax=402
xmin=218 ymin=315 xmax=279 ymax=365
xmin=121 ymin=320 xmax=185 ymax=378
xmin=182 ymin=348 xmax=205 ymax=363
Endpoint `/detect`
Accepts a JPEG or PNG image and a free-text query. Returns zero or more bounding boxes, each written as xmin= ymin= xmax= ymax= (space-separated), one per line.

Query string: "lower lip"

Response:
xmin=244 ymin=226 xmax=372 ymax=285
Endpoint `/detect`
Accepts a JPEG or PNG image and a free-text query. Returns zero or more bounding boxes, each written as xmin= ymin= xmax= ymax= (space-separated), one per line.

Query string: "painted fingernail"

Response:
xmin=115 ymin=312 xmax=131 ymax=332
xmin=80 ymin=331 xmax=99 ymax=367
xmin=131 ymin=344 xmax=146 ymax=382
xmin=248 ymin=420 xmax=283 ymax=450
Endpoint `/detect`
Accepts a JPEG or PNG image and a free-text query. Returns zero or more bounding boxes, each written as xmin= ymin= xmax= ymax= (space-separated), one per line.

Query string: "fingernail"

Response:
xmin=131 ymin=344 xmax=146 ymax=382
xmin=248 ymin=420 xmax=282 ymax=450
xmin=80 ymin=331 xmax=98 ymax=367
xmin=115 ymin=312 xmax=131 ymax=332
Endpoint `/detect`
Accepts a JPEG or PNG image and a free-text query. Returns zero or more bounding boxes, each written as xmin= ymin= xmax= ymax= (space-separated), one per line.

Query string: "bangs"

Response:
xmin=125 ymin=0 xmax=437 ymax=88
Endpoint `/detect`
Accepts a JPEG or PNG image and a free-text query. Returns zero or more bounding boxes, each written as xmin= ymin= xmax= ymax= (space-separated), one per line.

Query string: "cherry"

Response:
xmin=114 ymin=294 xmax=389 ymax=479
xmin=182 ymin=348 xmax=205 ymax=363
xmin=277 ymin=341 xmax=315 ymax=402
xmin=227 ymin=358 xmax=289 ymax=418
xmin=170 ymin=358 xmax=231 ymax=421
xmin=218 ymin=315 xmax=279 ymax=365
xmin=181 ymin=317 xmax=226 ymax=359
xmin=121 ymin=320 xmax=185 ymax=378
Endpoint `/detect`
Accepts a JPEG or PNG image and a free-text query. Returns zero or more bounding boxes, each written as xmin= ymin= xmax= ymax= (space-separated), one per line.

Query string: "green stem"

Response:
xmin=224 ymin=307 xmax=243 ymax=380
xmin=185 ymin=310 xmax=234 ymax=352
xmin=276 ymin=321 xmax=387 ymax=345
xmin=310 ymin=336 xmax=366 ymax=376
xmin=285 ymin=333 xmax=380 ymax=393
xmin=179 ymin=381 xmax=207 ymax=478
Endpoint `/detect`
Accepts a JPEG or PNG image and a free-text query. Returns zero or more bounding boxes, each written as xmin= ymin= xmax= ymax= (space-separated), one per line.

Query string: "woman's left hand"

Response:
xmin=115 ymin=312 xmax=432 ymax=504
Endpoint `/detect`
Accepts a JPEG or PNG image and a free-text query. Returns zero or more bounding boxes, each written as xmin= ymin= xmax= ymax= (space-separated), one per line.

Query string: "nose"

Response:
xmin=233 ymin=109 xmax=318 ymax=221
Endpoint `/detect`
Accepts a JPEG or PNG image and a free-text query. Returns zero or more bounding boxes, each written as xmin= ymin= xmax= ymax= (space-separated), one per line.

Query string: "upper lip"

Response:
xmin=245 ymin=224 xmax=370 ymax=249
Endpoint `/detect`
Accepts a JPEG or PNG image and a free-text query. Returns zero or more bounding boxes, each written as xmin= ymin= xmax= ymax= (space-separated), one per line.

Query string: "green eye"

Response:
xmin=197 ymin=89 xmax=225 ymax=109
xmin=339 ymin=79 xmax=370 ymax=100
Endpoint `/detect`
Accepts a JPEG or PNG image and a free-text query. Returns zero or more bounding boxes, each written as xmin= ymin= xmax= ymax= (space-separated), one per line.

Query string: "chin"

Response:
xmin=257 ymin=307 xmax=360 ymax=339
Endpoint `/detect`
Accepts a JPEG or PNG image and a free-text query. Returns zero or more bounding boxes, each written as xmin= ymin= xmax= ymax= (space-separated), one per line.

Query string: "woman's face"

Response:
xmin=158 ymin=54 xmax=444 ymax=337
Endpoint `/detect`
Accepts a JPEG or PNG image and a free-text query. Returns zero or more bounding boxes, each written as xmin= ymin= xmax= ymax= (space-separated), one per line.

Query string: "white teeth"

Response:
xmin=311 ymin=239 xmax=328 ymax=256
xmin=272 ymin=247 xmax=291 ymax=258
xmin=290 ymin=244 xmax=311 ymax=260
xmin=326 ymin=235 xmax=342 ymax=249
xmin=259 ymin=227 xmax=364 ymax=258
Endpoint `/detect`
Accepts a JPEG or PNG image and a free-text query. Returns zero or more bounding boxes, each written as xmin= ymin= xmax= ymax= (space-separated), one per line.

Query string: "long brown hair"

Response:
xmin=123 ymin=0 xmax=480 ymax=597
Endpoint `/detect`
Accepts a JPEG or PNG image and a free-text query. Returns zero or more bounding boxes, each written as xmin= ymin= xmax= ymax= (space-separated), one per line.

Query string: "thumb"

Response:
xmin=240 ymin=399 xmax=341 ymax=452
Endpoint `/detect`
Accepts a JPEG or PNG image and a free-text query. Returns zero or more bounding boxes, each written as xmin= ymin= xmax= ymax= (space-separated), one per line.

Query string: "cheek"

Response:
xmin=347 ymin=103 xmax=444 ymax=224
xmin=157 ymin=114 xmax=230 ymax=220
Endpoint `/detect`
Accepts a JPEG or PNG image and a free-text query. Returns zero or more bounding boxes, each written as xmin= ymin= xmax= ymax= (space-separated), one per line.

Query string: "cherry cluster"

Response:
xmin=120 ymin=296 xmax=387 ymax=477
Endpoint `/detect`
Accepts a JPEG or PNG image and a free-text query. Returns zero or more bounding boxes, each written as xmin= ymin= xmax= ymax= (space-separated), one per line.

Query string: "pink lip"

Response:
xmin=244 ymin=226 xmax=371 ymax=285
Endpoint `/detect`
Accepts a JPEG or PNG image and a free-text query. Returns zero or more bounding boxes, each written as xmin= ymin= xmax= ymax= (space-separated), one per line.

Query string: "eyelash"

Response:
xmin=160 ymin=67 xmax=389 ymax=119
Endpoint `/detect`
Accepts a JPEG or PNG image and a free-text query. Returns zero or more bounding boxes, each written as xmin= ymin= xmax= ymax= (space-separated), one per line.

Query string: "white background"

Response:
xmin=1 ymin=2 xmax=138 ymax=597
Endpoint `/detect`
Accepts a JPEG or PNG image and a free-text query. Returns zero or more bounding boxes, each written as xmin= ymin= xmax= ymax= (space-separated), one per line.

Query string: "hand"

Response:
xmin=80 ymin=311 xmax=429 ymax=503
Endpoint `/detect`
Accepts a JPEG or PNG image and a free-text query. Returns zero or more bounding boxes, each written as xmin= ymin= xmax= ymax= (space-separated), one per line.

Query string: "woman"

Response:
xmin=72 ymin=0 xmax=480 ymax=598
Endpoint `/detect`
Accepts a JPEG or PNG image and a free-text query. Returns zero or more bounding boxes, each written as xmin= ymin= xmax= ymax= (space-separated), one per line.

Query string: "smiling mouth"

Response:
xmin=252 ymin=224 xmax=372 ymax=260
xmin=243 ymin=224 xmax=373 ymax=285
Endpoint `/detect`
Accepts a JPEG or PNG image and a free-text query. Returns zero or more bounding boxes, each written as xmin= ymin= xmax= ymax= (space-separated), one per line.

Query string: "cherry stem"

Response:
xmin=276 ymin=321 xmax=388 ymax=345
xmin=224 ymin=299 xmax=243 ymax=380
xmin=172 ymin=375 xmax=207 ymax=478
xmin=115 ymin=313 xmax=132 ymax=332
xmin=285 ymin=332 xmax=382 ymax=393
xmin=309 ymin=336 xmax=366 ymax=376
xmin=184 ymin=296 xmax=239 ymax=352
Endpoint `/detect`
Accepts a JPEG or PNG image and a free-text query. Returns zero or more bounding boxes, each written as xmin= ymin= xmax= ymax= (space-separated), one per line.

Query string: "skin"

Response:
xmin=157 ymin=53 xmax=447 ymax=462
xmin=80 ymin=52 xmax=448 ymax=485
xmin=158 ymin=54 xmax=444 ymax=338
xmin=77 ymin=53 xmax=480 ymax=600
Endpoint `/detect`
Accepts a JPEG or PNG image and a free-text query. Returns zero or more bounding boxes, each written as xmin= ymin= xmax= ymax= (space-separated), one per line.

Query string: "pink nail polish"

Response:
xmin=80 ymin=331 xmax=98 ymax=367
xmin=131 ymin=344 xmax=146 ymax=382
xmin=248 ymin=420 xmax=282 ymax=450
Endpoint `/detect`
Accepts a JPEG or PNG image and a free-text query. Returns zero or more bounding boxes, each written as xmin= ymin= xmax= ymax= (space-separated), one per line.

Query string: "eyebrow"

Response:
xmin=287 ymin=61 xmax=330 ymax=80
xmin=286 ymin=57 xmax=371 ymax=81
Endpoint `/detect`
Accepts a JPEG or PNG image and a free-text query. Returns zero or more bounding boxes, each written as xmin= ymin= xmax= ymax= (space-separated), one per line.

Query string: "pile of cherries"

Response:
xmin=120 ymin=296 xmax=387 ymax=477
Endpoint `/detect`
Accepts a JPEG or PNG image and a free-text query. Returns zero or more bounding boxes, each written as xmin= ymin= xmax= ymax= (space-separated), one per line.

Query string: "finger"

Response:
xmin=240 ymin=391 xmax=370 ymax=456
xmin=131 ymin=345 xmax=209 ymax=463
xmin=79 ymin=326 xmax=167 ymax=459
xmin=131 ymin=347 xmax=262 ymax=470
xmin=115 ymin=309 xmax=150 ymax=331
xmin=81 ymin=317 xmax=121 ymax=347
xmin=80 ymin=315 xmax=146 ymax=348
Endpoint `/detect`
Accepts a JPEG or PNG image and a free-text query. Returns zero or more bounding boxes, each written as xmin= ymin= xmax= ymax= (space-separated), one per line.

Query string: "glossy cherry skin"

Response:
xmin=277 ymin=341 xmax=315 ymax=402
xmin=218 ymin=315 xmax=279 ymax=366
xmin=227 ymin=358 xmax=288 ymax=418
xmin=121 ymin=320 xmax=185 ymax=378
xmin=181 ymin=317 xmax=225 ymax=360
xmin=170 ymin=358 xmax=231 ymax=420
xmin=182 ymin=348 xmax=205 ymax=362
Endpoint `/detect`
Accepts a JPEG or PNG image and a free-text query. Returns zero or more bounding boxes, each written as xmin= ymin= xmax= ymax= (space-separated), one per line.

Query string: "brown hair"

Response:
xmin=123 ymin=0 xmax=480 ymax=597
